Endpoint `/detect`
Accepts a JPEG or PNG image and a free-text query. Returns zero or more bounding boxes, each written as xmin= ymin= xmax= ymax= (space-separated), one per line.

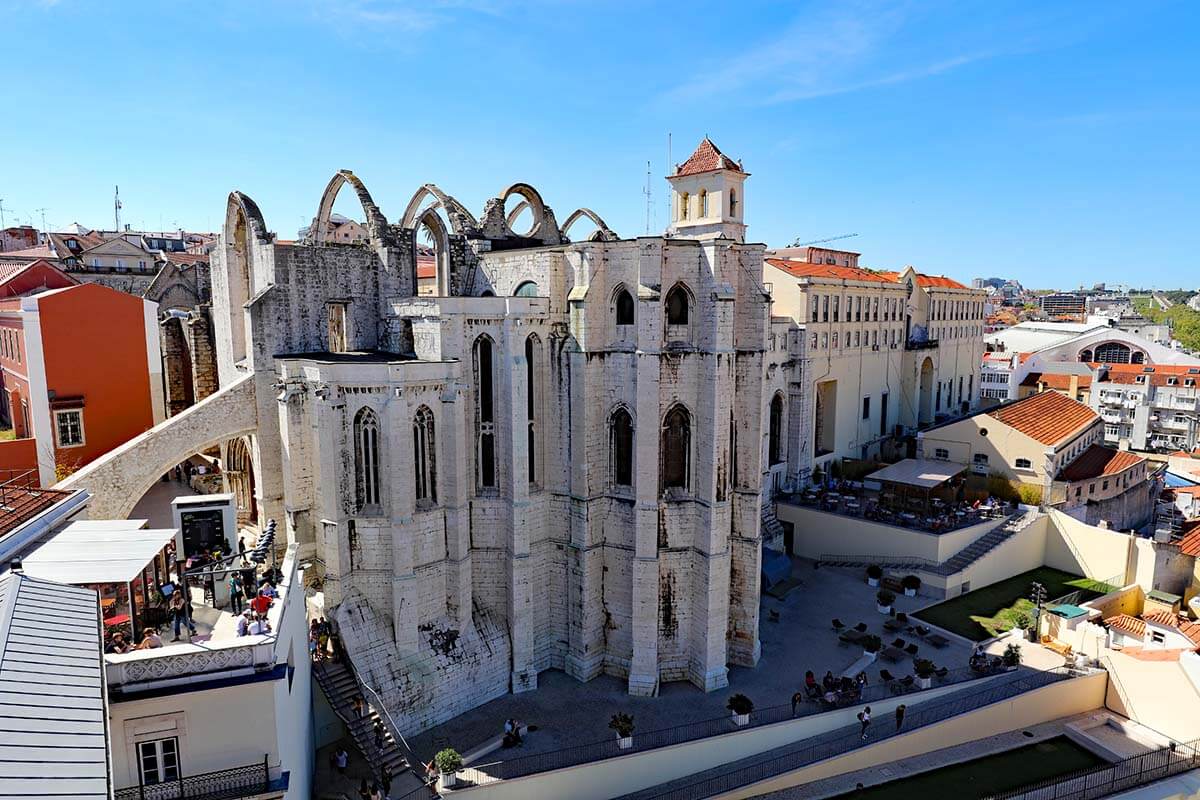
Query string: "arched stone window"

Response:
xmin=413 ymin=405 xmax=436 ymax=505
xmin=729 ymin=188 xmax=738 ymax=216
xmin=353 ymin=407 xmax=381 ymax=512
xmin=614 ymin=286 xmax=635 ymax=326
xmin=514 ymin=281 xmax=539 ymax=297
xmin=769 ymin=392 xmax=785 ymax=465
xmin=525 ymin=334 xmax=542 ymax=487
xmin=680 ymin=192 xmax=690 ymax=220
xmin=610 ymin=407 xmax=634 ymax=487
xmin=474 ymin=335 xmax=497 ymax=489
xmin=1095 ymin=342 xmax=1132 ymax=364
xmin=1079 ymin=349 xmax=1093 ymax=362
xmin=666 ymin=284 xmax=690 ymax=326
xmin=661 ymin=405 xmax=691 ymax=492
xmin=699 ymin=189 xmax=708 ymax=218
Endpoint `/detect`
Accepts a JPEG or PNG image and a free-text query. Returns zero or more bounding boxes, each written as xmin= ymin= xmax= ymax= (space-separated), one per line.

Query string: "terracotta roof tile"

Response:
xmin=984 ymin=391 xmax=1098 ymax=446
xmin=1058 ymin=444 xmax=1144 ymax=482
xmin=1105 ymin=614 xmax=1145 ymax=638
xmin=0 ymin=485 xmax=75 ymax=537
xmin=162 ymin=251 xmax=208 ymax=267
xmin=1143 ymin=610 xmax=1200 ymax=646
xmin=1097 ymin=363 xmax=1200 ymax=387
xmin=1178 ymin=520 xmax=1200 ymax=556
xmin=1020 ymin=372 xmax=1092 ymax=390
xmin=674 ymin=138 xmax=745 ymax=177
xmin=916 ymin=275 xmax=969 ymax=289
xmin=766 ymin=258 xmax=898 ymax=284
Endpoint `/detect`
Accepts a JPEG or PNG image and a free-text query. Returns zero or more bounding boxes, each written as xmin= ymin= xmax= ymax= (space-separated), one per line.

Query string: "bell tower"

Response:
xmin=667 ymin=137 xmax=748 ymax=242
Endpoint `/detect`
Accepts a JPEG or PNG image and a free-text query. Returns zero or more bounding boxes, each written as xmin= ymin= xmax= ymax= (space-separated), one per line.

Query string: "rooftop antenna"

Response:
xmin=114 ymin=185 xmax=122 ymax=232
xmin=643 ymin=161 xmax=653 ymax=235
xmin=35 ymin=208 xmax=47 ymax=232
xmin=0 ymin=199 xmax=5 ymax=229
xmin=790 ymin=232 xmax=859 ymax=247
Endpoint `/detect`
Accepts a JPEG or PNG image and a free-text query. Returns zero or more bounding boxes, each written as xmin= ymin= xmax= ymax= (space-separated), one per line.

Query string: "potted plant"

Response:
xmin=727 ymin=693 xmax=754 ymax=726
xmin=1013 ymin=612 xmax=1033 ymax=641
xmin=861 ymin=634 xmax=882 ymax=661
xmin=901 ymin=574 xmax=921 ymax=598
xmin=1002 ymin=643 xmax=1022 ymax=669
xmin=876 ymin=589 xmax=895 ymax=614
xmin=866 ymin=564 xmax=883 ymax=588
xmin=913 ymin=659 xmax=936 ymax=689
xmin=434 ymin=748 xmax=463 ymax=790
xmin=609 ymin=712 xmax=635 ymax=750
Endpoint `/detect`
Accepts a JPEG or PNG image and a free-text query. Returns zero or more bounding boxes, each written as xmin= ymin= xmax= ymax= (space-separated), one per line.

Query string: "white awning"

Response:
xmin=866 ymin=458 xmax=967 ymax=489
xmin=19 ymin=522 xmax=175 ymax=585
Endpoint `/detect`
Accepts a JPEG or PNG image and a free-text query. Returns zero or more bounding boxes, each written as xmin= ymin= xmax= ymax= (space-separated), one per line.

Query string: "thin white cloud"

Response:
xmin=304 ymin=0 xmax=507 ymax=31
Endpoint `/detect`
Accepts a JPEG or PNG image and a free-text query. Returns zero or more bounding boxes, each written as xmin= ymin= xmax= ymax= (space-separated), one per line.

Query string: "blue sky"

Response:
xmin=3 ymin=0 xmax=1198 ymax=288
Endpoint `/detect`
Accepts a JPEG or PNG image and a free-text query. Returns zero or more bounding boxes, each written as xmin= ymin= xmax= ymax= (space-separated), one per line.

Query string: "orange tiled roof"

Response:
xmin=674 ymin=138 xmax=745 ymax=177
xmin=1058 ymin=444 xmax=1144 ymax=482
xmin=985 ymin=391 xmax=1098 ymax=446
xmin=1020 ymin=372 xmax=1093 ymax=390
xmin=416 ymin=254 xmax=436 ymax=279
xmin=1106 ymin=614 xmax=1146 ymax=638
xmin=766 ymin=258 xmax=897 ymax=284
xmin=916 ymin=275 xmax=969 ymax=289
xmin=1143 ymin=610 xmax=1200 ymax=646
xmin=1097 ymin=363 xmax=1200 ymax=387
xmin=1178 ymin=520 xmax=1200 ymax=556
xmin=0 ymin=485 xmax=75 ymax=537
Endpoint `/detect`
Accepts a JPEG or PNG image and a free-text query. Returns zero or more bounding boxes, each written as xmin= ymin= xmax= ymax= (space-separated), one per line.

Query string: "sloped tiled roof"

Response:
xmin=0 ymin=244 xmax=55 ymax=260
xmin=162 ymin=251 xmax=209 ymax=267
xmin=1143 ymin=610 xmax=1200 ymax=646
xmin=1177 ymin=519 xmax=1200 ymax=556
xmin=916 ymin=275 xmax=969 ymax=289
xmin=984 ymin=391 xmax=1098 ymax=446
xmin=674 ymin=137 xmax=745 ymax=177
xmin=1058 ymin=444 xmax=1144 ymax=482
xmin=765 ymin=258 xmax=897 ymax=284
xmin=1096 ymin=363 xmax=1200 ymax=387
xmin=1019 ymin=372 xmax=1093 ymax=390
xmin=1105 ymin=614 xmax=1146 ymax=638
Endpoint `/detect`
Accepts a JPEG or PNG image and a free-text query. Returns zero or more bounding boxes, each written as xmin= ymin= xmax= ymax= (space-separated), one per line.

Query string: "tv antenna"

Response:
xmin=643 ymin=161 xmax=653 ymax=234
xmin=114 ymin=185 xmax=123 ymax=231
xmin=35 ymin=208 xmax=47 ymax=232
xmin=0 ymin=199 xmax=5 ymax=229
xmin=790 ymin=232 xmax=859 ymax=247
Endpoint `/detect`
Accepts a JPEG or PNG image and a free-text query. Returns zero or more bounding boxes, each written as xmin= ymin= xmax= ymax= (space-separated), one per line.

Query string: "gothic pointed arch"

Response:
xmin=400 ymin=184 xmax=479 ymax=235
xmin=222 ymin=191 xmax=270 ymax=364
xmin=661 ymin=403 xmax=692 ymax=492
xmin=560 ymin=208 xmax=618 ymax=242
xmin=413 ymin=405 xmax=437 ymax=505
xmin=310 ymin=170 xmax=388 ymax=244
xmin=609 ymin=405 xmax=634 ymax=488
xmin=413 ymin=207 xmax=452 ymax=296
xmin=353 ymin=406 xmax=382 ymax=513
xmin=612 ymin=283 xmax=635 ymax=326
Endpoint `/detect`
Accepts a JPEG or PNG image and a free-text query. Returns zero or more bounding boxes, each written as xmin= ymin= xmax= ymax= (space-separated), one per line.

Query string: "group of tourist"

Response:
xmin=104 ymin=628 xmax=168 ymax=653
xmin=309 ymin=616 xmax=342 ymax=662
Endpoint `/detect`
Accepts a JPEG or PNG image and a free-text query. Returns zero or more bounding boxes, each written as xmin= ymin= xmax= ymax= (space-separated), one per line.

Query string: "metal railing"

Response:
xmin=456 ymin=665 xmax=1019 ymax=785
xmin=983 ymin=739 xmax=1200 ymax=800
xmin=115 ymin=757 xmax=276 ymax=800
xmin=614 ymin=668 xmax=1077 ymax=800
xmin=341 ymin=648 xmax=422 ymax=774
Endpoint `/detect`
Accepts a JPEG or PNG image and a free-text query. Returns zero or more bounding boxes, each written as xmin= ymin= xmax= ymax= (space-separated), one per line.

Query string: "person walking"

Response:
xmin=858 ymin=706 xmax=872 ymax=740
xmin=895 ymin=704 xmax=906 ymax=731
xmin=228 ymin=572 xmax=243 ymax=614
xmin=380 ymin=764 xmax=392 ymax=797
xmin=374 ymin=719 xmax=386 ymax=750
xmin=170 ymin=589 xmax=196 ymax=641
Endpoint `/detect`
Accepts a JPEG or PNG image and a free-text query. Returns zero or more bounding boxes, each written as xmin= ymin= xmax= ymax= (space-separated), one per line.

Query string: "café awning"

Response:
xmin=19 ymin=522 xmax=175 ymax=585
xmin=866 ymin=458 xmax=967 ymax=490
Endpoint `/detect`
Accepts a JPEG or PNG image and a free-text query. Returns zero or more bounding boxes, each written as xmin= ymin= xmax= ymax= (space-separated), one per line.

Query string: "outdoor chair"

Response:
xmin=878 ymin=669 xmax=896 ymax=682
xmin=854 ymin=622 xmax=868 ymax=633
xmin=900 ymin=675 xmax=915 ymax=689
xmin=831 ymin=618 xmax=845 ymax=632
xmin=895 ymin=612 xmax=908 ymax=623
xmin=892 ymin=638 xmax=906 ymax=649
xmin=905 ymin=643 xmax=920 ymax=656
xmin=883 ymin=618 xmax=905 ymax=632
xmin=934 ymin=666 xmax=949 ymax=679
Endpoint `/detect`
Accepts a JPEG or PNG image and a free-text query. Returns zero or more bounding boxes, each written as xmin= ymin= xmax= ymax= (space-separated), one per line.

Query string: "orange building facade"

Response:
xmin=0 ymin=282 xmax=163 ymax=485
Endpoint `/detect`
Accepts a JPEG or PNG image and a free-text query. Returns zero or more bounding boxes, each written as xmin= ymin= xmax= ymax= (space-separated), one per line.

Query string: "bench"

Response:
xmin=1041 ymin=636 xmax=1073 ymax=658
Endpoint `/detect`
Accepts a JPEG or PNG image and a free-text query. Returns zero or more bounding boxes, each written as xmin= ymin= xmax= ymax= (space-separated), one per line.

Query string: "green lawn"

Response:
xmin=0 ymin=428 xmax=13 ymax=441
xmin=832 ymin=736 xmax=1106 ymax=799
xmin=913 ymin=567 xmax=1115 ymax=642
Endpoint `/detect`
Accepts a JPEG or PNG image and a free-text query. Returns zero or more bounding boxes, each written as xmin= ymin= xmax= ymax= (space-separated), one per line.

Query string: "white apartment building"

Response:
xmin=1091 ymin=364 xmax=1200 ymax=453
xmin=765 ymin=258 xmax=987 ymax=464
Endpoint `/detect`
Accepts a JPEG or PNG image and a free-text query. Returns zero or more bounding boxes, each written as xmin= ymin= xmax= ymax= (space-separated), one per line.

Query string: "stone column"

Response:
xmin=313 ymin=392 xmax=349 ymax=606
xmin=186 ymin=311 xmax=219 ymax=403
xmin=389 ymin=393 xmax=419 ymax=654
xmin=160 ymin=319 xmax=192 ymax=416
xmin=628 ymin=313 xmax=662 ymax=696
xmin=502 ymin=318 xmax=537 ymax=692
xmin=440 ymin=381 xmax=473 ymax=630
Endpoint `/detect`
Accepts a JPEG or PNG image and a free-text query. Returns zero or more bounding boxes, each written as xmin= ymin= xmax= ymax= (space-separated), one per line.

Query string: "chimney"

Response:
xmin=1069 ymin=374 xmax=1080 ymax=401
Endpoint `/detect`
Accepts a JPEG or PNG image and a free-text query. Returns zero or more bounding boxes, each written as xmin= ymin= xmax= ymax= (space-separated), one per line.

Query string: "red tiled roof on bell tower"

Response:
xmin=674 ymin=138 xmax=746 ymax=177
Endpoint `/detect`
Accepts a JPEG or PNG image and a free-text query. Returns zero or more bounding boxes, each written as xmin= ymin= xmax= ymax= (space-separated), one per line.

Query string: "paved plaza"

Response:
xmin=407 ymin=558 xmax=974 ymax=764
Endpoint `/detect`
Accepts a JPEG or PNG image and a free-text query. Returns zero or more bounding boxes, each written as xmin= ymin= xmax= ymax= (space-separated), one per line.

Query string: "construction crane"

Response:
xmin=790 ymin=232 xmax=859 ymax=247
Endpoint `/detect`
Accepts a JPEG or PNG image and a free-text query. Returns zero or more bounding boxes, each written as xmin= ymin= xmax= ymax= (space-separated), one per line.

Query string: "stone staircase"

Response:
xmin=313 ymin=659 xmax=415 ymax=786
xmin=820 ymin=509 xmax=1042 ymax=577
xmin=761 ymin=504 xmax=785 ymax=544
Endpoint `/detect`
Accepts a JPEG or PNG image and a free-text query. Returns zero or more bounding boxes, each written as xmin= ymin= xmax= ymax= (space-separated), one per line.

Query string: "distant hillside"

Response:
xmin=1133 ymin=295 xmax=1200 ymax=352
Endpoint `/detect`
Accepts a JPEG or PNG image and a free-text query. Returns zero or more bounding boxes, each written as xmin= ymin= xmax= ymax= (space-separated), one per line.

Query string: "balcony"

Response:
xmin=904 ymin=338 xmax=939 ymax=351
xmin=115 ymin=759 xmax=287 ymax=800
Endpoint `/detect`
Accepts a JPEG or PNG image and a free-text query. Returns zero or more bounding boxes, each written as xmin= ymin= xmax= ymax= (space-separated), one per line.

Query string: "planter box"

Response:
xmin=877 ymin=604 xmax=892 ymax=614
xmin=867 ymin=577 xmax=880 ymax=587
xmin=862 ymin=650 xmax=878 ymax=662
xmin=904 ymin=587 xmax=917 ymax=597
xmin=439 ymin=772 xmax=458 ymax=790
xmin=731 ymin=712 xmax=750 ymax=727
xmin=617 ymin=735 xmax=633 ymax=750
xmin=916 ymin=675 xmax=932 ymax=689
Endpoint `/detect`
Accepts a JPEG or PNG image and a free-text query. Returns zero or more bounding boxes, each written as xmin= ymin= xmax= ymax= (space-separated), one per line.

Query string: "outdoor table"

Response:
xmin=839 ymin=629 xmax=866 ymax=645
xmin=880 ymin=646 xmax=906 ymax=662
xmin=900 ymin=512 xmax=916 ymax=521
xmin=846 ymin=500 xmax=860 ymax=510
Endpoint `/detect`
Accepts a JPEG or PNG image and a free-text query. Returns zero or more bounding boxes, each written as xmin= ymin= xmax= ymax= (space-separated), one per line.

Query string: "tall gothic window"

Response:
xmin=769 ymin=392 xmax=784 ymax=465
xmin=474 ymin=335 xmax=497 ymax=489
xmin=680 ymin=192 xmax=690 ymax=220
xmin=611 ymin=407 xmax=634 ymax=487
xmin=614 ymin=287 xmax=635 ymax=326
xmin=666 ymin=284 xmax=690 ymax=325
xmin=413 ymin=405 xmax=436 ymax=505
xmin=661 ymin=405 xmax=691 ymax=492
xmin=353 ymin=407 xmax=380 ymax=512
xmin=525 ymin=334 xmax=541 ymax=486
xmin=699 ymin=189 xmax=708 ymax=217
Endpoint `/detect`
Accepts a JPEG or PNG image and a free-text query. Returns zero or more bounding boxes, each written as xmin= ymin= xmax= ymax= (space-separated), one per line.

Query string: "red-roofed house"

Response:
xmin=667 ymin=137 xmax=749 ymax=242
xmin=765 ymin=256 xmax=987 ymax=463
xmin=1051 ymin=443 xmax=1153 ymax=530
xmin=0 ymin=260 xmax=78 ymax=299
xmin=0 ymin=283 xmax=164 ymax=485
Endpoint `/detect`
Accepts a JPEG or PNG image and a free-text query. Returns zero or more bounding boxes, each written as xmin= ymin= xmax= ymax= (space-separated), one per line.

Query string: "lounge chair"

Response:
xmin=900 ymin=675 xmax=915 ymax=689
xmin=854 ymin=622 xmax=868 ymax=633
xmin=934 ymin=666 xmax=949 ymax=679
xmin=892 ymin=638 xmax=906 ymax=649
xmin=905 ymin=643 xmax=920 ymax=657
xmin=832 ymin=618 xmax=845 ymax=632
